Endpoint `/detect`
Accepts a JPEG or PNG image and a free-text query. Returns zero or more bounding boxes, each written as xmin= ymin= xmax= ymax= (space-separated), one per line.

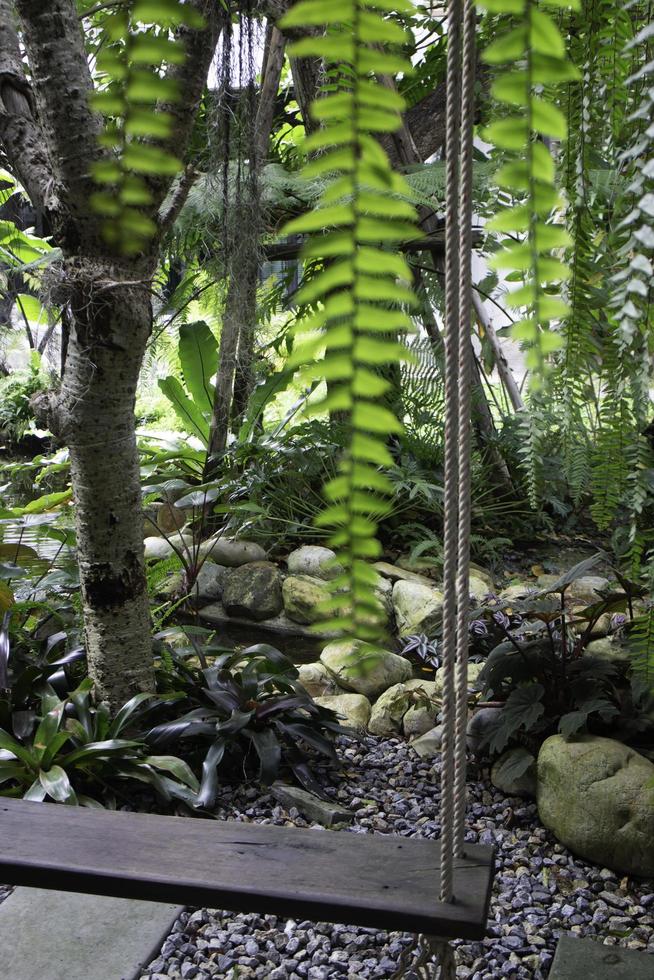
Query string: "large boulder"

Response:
xmin=403 ymin=703 xmax=438 ymax=739
xmin=320 ymin=640 xmax=412 ymax=699
xmin=537 ymin=735 xmax=654 ymax=877
xmin=368 ymin=679 xmax=441 ymax=737
xmin=156 ymin=500 xmax=188 ymax=534
xmin=166 ymin=531 xmax=195 ymax=554
xmin=410 ymin=724 xmax=444 ymax=759
xmin=469 ymin=575 xmax=493 ymax=603
xmin=297 ymin=662 xmax=341 ymax=698
xmin=469 ymin=563 xmax=495 ymax=592
xmin=567 ymin=575 xmax=610 ymax=604
xmin=585 ymin=637 xmax=630 ymax=666
xmin=282 ymin=575 xmax=330 ymax=625
xmin=198 ymin=536 xmax=267 ymax=566
xmin=314 ymin=693 xmax=371 ymax=729
xmin=392 ymin=580 xmax=444 ymax=637
xmin=287 ymin=546 xmax=343 ymax=581
xmin=189 ymin=561 xmax=228 ymax=607
xmin=500 ymin=582 xmax=537 ymax=605
xmin=434 ymin=661 xmax=484 ymax=697
xmin=221 ymin=561 xmax=283 ymax=622
xmin=144 ymin=537 xmax=174 ymax=561
xmin=369 ymin=683 xmax=413 ymax=736
xmin=375 ymin=575 xmax=394 ymax=616
xmin=491 ymin=747 xmax=537 ymax=798
xmin=466 ymin=706 xmax=502 ymax=755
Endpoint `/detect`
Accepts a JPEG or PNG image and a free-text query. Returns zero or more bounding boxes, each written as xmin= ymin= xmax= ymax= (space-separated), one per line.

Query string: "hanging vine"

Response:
xmin=477 ymin=0 xmax=580 ymax=505
xmin=279 ymin=0 xmax=420 ymax=640
xmin=90 ymin=0 xmax=203 ymax=254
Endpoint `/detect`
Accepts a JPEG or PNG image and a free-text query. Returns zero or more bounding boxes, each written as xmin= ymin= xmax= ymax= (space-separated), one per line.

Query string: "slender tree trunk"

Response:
xmin=206 ymin=26 xmax=286 ymax=464
xmin=205 ymin=230 xmax=259 ymax=465
xmin=472 ymin=291 xmax=524 ymax=412
xmin=51 ymin=265 xmax=156 ymax=705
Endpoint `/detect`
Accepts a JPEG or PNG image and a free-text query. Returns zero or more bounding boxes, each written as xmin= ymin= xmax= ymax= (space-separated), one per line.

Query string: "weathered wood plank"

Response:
xmin=0 ymin=799 xmax=494 ymax=939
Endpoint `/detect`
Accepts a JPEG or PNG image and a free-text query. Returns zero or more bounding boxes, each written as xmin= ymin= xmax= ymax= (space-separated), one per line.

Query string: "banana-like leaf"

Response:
xmin=179 ymin=320 xmax=217 ymax=415
xmin=245 ymin=728 xmax=282 ymax=785
xmin=143 ymin=754 xmax=199 ymax=790
xmin=196 ymin=737 xmax=227 ymax=809
xmin=109 ymin=692 xmax=155 ymax=738
xmin=61 ymin=738 xmax=144 ymax=766
xmin=158 ymin=376 xmax=210 ymax=444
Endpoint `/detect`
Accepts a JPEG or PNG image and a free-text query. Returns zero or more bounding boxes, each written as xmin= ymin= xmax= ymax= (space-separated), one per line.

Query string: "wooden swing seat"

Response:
xmin=0 ymin=798 xmax=494 ymax=939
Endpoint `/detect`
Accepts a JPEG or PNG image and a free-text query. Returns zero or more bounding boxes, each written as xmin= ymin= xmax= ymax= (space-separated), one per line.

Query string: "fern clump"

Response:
xmin=279 ymin=0 xmax=420 ymax=641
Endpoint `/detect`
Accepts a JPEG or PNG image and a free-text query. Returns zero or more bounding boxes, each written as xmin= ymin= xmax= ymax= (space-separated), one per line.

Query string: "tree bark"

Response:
xmin=472 ymin=291 xmax=524 ymax=412
xmin=51 ymin=263 xmax=156 ymax=704
xmin=1 ymin=0 xmax=223 ymax=708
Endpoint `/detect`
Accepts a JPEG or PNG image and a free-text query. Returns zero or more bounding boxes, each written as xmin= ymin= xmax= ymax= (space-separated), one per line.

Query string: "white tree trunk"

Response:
xmin=53 ymin=268 xmax=155 ymax=706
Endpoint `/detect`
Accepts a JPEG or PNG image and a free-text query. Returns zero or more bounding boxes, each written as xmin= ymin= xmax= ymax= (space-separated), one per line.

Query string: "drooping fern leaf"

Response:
xmin=480 ymin=0 xmax=580 ymax=389
xmin=279 ymin=0 xmax=420 ymax=641
xmin=89 ymin=0 xmax=204 ymax=254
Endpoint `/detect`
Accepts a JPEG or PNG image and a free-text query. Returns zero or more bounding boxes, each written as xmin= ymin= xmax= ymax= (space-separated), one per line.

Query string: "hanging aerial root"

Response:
xmin=390 ymin=935 xmax=457 ymax=980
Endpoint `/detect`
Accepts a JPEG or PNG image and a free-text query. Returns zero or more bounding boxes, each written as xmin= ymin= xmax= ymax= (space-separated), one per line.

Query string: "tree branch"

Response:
xmin=0 ymin=0 xmax=57 ymax=215
xmin=255 ymin=26 xmax=286 ymax=166
xmin=153 ymin=0 xmax=225 ymax=213
xmin=15 ymin=0 xmax=101 ymax=247
xmin=158 ymin=165 xmax=198 ymax=235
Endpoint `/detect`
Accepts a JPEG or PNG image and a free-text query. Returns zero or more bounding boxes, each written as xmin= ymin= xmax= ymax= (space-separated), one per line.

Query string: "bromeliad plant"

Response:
xmin=147 ymin=641 xmax=345 ymax=808
xmin=0 ymin=679 xmax=198 ymax=807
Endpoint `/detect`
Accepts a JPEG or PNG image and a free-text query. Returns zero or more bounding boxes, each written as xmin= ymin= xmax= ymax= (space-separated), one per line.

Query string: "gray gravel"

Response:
xmin=138 ymin=733 xmax=654 ymax=979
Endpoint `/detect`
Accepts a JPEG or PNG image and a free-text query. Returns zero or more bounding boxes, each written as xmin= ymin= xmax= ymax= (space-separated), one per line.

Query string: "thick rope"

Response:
xmin=452 ymin=0 xmax=476 ymax=858
xmin=398 ymin=2 xmax=477 ymax=973
xmin=438 ymin=0 xmax=463 ymax=906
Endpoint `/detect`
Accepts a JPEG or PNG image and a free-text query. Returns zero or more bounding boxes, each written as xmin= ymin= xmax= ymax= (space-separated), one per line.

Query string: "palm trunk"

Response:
xmin=53 ymin=267 xmax=155 ymax=706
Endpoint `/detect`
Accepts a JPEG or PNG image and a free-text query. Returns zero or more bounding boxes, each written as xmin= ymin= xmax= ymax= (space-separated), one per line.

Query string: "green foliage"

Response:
xmin=147 ymin=641 xmax=344 ymax=806
xmin=279 ymin=0 xmax=420 ymax=641
xmin=475 ymin=557 xmax=654 ymax=753
xmin=89 ymin=1 xmax=203 ymax=253
xmin=479 ymin=0 xmax=579 ymax=386
xmin=0 ymin=357 xmax=51 ymax=447
xmin=0 ymin=679 xmax=197 ymax=807
xmin=629 ymin=604 xmax=654 ymax=694
xmin=158 ymin=320 xmax=217 ymax=445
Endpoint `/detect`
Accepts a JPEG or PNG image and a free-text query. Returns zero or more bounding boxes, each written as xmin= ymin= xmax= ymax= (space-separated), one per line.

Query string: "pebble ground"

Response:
xmin=137 ymin=734 xmax=654 ymax=979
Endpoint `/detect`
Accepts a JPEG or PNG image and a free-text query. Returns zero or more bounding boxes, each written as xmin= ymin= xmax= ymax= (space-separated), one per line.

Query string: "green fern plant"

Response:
xmin=278 ymin=0 xmax=420 ymax=641
xmin=89 ymin=0 xmax=203 ymax=253
xmin=480 ymin=0 xmax=579 ymax=387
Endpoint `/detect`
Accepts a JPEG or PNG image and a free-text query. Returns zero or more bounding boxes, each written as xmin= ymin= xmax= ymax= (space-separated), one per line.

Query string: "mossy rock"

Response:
xmin=537 ymin=734 xmax=654 ymax=877
xmin=221 ymin=561 xmax=283 ymax=622
xmin=320 ymin=640 xmax=412 ymax=699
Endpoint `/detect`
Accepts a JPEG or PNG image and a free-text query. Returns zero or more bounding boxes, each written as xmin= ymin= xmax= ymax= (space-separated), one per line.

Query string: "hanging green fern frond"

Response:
xmin=479 ymin=0 xmax=580 ymax=387
xmin=279 ymin=0 xmax=420 ymax=641
xmin=89 ymin=0 xmax=204 ymax=253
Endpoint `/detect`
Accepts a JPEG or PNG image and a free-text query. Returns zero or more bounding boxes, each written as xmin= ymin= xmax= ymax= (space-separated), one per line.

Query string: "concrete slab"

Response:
xmin=550 ymin=934 xmax=654 ymax=979
xmin=0 ymin=887 xmax=182 ymax=980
